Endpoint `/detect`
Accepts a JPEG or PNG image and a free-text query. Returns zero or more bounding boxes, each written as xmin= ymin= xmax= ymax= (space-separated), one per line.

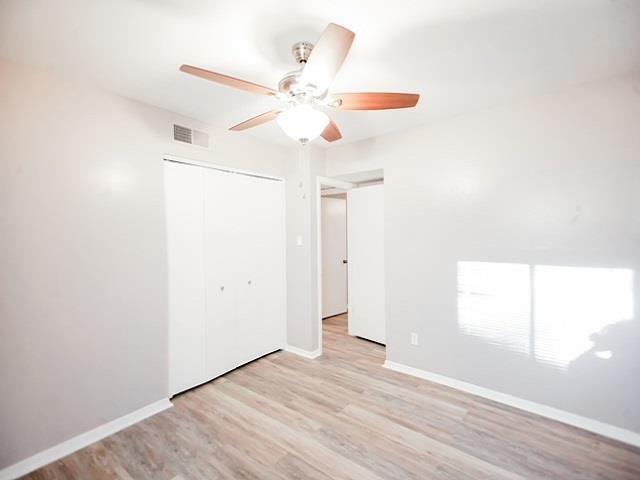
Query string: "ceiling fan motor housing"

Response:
xmin=279 ymin=41 xmax=326 ymax=99
xmin=278 ymin=42 xmax=318 ymax=98
xmin=278 ymin=70 xmax=302 ymax=95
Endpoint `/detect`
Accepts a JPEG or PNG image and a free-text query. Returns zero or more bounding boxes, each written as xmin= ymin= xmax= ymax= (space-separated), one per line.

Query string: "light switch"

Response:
xmin=296 ymin=235 xmax=303 ymax=246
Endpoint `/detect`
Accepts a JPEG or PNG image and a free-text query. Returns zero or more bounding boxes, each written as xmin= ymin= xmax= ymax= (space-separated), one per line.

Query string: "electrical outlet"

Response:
xmin=411 ymin=332 xmax=419 ymax=346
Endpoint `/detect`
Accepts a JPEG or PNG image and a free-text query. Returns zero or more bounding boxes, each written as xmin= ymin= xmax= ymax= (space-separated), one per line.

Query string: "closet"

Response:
xmin=164 ymin=159 xmax=286 ymax=397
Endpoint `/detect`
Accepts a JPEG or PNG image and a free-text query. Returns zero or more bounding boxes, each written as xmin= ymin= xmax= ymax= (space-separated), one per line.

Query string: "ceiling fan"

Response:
xmin=180 ymin=23 xmax=420 ymax=144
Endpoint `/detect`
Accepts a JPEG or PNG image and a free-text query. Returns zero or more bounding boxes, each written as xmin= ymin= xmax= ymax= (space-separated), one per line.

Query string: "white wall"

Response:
xmin=285 ymin=147 xmax=325 ymax=352
xmin=0 ymin=59 xmax=293 ymax=469
xmin=325 ymin=74 xmax=640 ymax=433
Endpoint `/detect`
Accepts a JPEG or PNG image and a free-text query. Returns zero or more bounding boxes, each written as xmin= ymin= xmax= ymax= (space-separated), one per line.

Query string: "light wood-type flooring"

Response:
xmin=24 ymin=314 xmax=640 ymax=479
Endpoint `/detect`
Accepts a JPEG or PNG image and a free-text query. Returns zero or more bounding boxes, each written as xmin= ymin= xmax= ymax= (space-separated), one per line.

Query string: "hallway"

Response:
xmin=25 ymin=314 xmax=640 ymax=479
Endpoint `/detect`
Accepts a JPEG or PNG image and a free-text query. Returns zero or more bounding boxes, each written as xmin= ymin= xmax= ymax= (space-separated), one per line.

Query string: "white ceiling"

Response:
xmin=1 ymin=0 xmax=639 ymax=148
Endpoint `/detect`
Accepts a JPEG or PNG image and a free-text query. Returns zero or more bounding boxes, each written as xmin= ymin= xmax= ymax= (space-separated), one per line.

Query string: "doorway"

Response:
xmin=321 ymin=193 xmax=348 ymax=319
xmin=316 ymin=172 xmax=386 ymax=356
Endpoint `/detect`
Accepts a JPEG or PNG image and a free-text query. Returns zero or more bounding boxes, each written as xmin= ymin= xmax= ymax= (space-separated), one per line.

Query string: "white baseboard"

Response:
xmin=284 ymin=344 xmax=322 ymax=359
xmin=383 ymin=360 xmax=640 ymax=448
xmin=0 ymin=398 xmax=172 ymax=480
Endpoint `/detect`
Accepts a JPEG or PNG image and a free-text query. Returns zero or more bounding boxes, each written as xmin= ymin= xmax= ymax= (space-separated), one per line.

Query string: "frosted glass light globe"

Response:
xmin=277 ymin=104 xmax=329 ymax=144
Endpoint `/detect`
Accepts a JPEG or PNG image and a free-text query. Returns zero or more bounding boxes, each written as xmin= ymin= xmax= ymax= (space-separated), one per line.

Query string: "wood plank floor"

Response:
xmin=25 ymin=314 xmax=640 ymax=479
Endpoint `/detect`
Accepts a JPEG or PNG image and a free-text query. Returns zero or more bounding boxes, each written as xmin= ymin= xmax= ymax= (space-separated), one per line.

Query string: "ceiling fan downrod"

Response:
xmin=291 ymin=41 xmax=314 ymax=64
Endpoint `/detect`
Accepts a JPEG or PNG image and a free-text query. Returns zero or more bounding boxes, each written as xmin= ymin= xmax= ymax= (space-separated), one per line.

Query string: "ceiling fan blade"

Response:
xmin=180 ymin=64 xmax=277 ymax=97
xmin=300 ymin=23 xmax=355 ymax=94
xmin=229 ymin=110 xmax=281 ymax=131
xmin=330 ymin=92 xmax=420 ymax=110
xmin=321 ymin=118 xmax=342 ymax=142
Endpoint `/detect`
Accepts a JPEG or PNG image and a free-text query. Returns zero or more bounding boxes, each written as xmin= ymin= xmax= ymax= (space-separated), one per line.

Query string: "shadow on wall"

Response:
xmin=568 ymin=318 xmax=640 ymax=400
xmin=456 ymin=261 xmax=636 ymax=371
xmin=571 ymin=319 xmax=640 ymax=366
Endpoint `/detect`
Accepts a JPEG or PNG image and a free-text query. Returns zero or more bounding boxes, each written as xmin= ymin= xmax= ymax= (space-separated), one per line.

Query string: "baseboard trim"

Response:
xmin=0 ymin=398 xmax=172 ymax=480
xmin=284 ymin=344 xmax=322 ymax=359
xmin=383 ymin=360 xmax=640 ymax=448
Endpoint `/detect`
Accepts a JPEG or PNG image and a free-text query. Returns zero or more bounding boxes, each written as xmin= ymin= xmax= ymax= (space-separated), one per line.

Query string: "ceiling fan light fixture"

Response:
xmin=277 ymin=104 xmax=329 ymax=144
xmin=180 ymin=23 xmax=420 ymax=143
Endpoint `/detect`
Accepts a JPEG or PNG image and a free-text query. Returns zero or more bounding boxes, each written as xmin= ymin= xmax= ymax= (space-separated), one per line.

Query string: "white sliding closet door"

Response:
xmin=203 ymin=168 xmax=244 ymax=378
xmin=165 ymin=162 xmax=206 ymax=395
xmin=347 ymin=184 xmax=385 ymax=344
xmin=239 ymin=174 xmax=286 ymax=358
xmin=166 ymin=159 xmax=286 ymax=396
xmin=204 ymin=169 xmax=286 ymax=377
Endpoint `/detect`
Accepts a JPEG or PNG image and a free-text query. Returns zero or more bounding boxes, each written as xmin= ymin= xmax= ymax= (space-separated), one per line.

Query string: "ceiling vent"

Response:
xmin=173 ymin=124 xmax=210 ymax=149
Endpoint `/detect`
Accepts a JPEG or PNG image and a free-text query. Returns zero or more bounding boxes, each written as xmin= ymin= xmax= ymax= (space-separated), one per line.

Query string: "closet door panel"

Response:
xmin=165 ymin=162 xmax=206 ymax=396
xmin=232 ymin=173 xmax=262 ymax=364
xmin=244 ymin=175 xmax=286 ymax=356
xmin=232 ymin=174 xmax=286 ymax=361
xmin=203 ymin=168 xmax=243 ymax=378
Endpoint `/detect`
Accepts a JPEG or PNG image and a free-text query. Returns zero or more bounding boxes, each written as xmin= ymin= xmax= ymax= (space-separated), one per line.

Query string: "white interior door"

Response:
xmin=321 ymin=196 xmax=348 ymax=318
xmin=165 ymin=162 xmax=206 ymax=395
xmin=347 ymin=184 xmax=385 ymax=344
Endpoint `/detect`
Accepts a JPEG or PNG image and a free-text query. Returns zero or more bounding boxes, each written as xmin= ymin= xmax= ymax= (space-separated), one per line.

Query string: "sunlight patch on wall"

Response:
xmin=534 ymin=265 xmax=633 ymax=369
xmin=457 ymin=262 xmax=634 ymax=370
xmin=457 ymin=262 xmax=531 ymax=355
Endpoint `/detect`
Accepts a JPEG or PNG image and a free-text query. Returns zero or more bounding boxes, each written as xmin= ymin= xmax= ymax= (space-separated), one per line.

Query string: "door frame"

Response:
xmin=315 ymin=176 xmax=354 ymax=355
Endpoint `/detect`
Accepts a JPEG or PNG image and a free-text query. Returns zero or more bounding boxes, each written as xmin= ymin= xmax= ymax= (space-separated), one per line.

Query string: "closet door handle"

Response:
xmin=220 ymin=286 xmax=225 ymax=292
